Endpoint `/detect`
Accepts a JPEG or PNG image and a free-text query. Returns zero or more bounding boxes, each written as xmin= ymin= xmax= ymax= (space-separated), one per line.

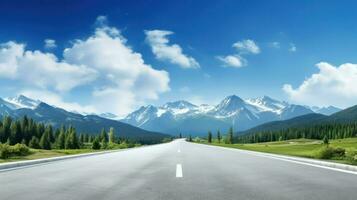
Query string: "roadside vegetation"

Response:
xmin=0 ymin=116 xmax=143 ymax=162
xmin=190 ymin=127 xmax=357 ymax=165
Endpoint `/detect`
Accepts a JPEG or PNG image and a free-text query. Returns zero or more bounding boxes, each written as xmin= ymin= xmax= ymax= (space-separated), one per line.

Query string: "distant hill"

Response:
xmin=0 ymin=97 xmax=170 ymax=144
xmin=240 ymin=104 xmax=357 ymax=136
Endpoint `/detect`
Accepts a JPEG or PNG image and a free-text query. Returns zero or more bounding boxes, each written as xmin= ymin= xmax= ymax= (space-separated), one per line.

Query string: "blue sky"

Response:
xmin=1 ymin=0 xmax=357 ymax=117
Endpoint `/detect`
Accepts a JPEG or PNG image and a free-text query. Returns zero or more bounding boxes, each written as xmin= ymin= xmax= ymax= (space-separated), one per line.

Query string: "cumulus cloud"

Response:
xmin=0 ymin=41 xmax=97 ymax=91
xmin=283 ymin=62 xmax=357 ymax=108
xmin=289 ymin=43 xmax=297 ymax=52
xmin=44 ymin=39 xmax=57 ymax=49
xmin=145 ymin=30 xmax=199 ymax=69
xmin=0 ymin=16 xmax=170 ymax=117
xmin=217 ymin=55 xmax=246 ymax=68
xmin=233 ymin=39 xmax=260 ymax=54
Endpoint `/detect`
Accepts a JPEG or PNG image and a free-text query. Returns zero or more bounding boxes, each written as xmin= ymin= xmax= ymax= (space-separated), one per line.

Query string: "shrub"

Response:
xmin=315 ymin=146 xmax=345 ymax=159
xmin=0 ymin=143 xmax=11 ymax=159
xmin=346 ymin=150 xmax=357 ymax=164
xmin=92 ymin=139 xmax=101 ymax=150
xmin=11 ymin=144 xmax=30 ymax=156
xmin=0 ymin=143 xmax=30 ymax=159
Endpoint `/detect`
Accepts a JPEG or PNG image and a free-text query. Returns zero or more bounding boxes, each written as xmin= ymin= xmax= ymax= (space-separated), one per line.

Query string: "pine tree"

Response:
xmin=208 ymin=131 xmax=212 ymax=143
xmin=92 ymin=138 xmax=101 ymax=150
xmin=217 ymin=130 xmax=221 ymax=143
xmin=101 ymin=138 xmax=108 ymax=149
xmin=39 ymin=131 xmax=51 ymax=150
xmin=100 ymin=128 xmax=108 ymax=142
xmin=226 ymin=127 xmax=234 ymax=144
xmin=108 ymin=127 xmax=115 ymax=143
xmin=56 ymin=131 xmax=65 ymax=149
xmin=323 ymin=135 xmax=329 ymax=146
xmin=29 ymin=136 xmax=40 ymax=149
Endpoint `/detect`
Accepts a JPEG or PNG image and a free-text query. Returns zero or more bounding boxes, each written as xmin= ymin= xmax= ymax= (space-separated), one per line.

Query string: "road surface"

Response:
xmin=0 ymin=139 xmax=356 ymax=200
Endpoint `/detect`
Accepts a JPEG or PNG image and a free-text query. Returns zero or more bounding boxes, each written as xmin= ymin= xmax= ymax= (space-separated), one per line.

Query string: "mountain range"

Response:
xmin=0 ymin=94 xmax=342 ymax=137
xmin=122 ymin=95 xmax=341 ymax=136
xmin=0 ymin=95 xmax=169 ymax=143
xmin=240 ymin=104 xmax=357 ymax=135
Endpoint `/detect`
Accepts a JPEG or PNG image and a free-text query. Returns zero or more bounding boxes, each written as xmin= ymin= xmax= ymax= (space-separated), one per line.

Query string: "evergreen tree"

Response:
xmin=56 ymin=131 xmax=65 ymax=149
xmin=100 ymin=128 xmax=108 ymax=142
xmin=208 ymin=131 xmax=212 ymax=143
xmin=179 ymin=133 xmax=182 ymax=138
xmin=92 ymin=138 xmax=101 ymax=150
xmin=101 ymin=138 xmax=108 ymax=149
xmin=217 ymin=130 xmax=221 ymax=143
xmin=226 ymin=127 xmax=234 ymax=144
xmin=29 ymin=136 xmax=40 ymax=149
xmin=323 ymin=135 xmax=329 ymax=146
xmin=189 ymin=135 xmax=192 ymax=142
xmin=39 ymin=131 xmax=51 ymax=150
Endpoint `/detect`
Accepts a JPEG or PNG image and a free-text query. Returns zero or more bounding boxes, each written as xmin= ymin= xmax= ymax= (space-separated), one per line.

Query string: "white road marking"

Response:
xmin=176 ymin=164 xmax=183 ymax=178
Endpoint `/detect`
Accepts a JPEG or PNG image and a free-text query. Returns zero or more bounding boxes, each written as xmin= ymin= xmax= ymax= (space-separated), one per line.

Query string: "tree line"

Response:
xmin=0 ymin=116 xmax=134 ymax=150
xmin=236 ymin=122 xmax=357 ymax=143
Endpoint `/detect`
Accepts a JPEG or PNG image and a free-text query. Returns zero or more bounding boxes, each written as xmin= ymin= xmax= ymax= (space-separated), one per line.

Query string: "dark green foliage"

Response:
xmin=226 ymin=127 xmax=234 ymax=144
xmin=65 ymin=127 xmax=79 ymax=149
xmin=0 ymin=116 xmax=143 ymax=150
xmin=40 ymin=130 xmax=51 ymax=150
xmin=315 ymin=147 xmax=345 ymax=159
xmin=188 ymin=135 xmax=192 ymax=142
xmin=323 ymin=135 xmax=329 ymax=145
xmin=207 ymin=131 xmax=212 ymax=143
xmin=56 ymin=131 xmax=65 ymax=149
xmin=237 ymin=122 xmax=357 ymax=143
xmin=100 ymin=128 xmax=108 ymax=142
xmin=92 ymin=138 xmax=101 ymax=150
xmin=101 ymin=138 xmax=108 ymax=149
xmin=29 ymin=136 xmax=40 ymax=149
xmin=217 ymin=130 xmax=221 ymax=143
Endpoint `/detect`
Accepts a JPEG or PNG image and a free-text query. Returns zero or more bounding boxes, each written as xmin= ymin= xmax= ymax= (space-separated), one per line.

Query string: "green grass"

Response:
xmin=0 ymin=148 xmax=109 ymax=164
xmin=202 ymin=138 xmax=357 ymax=165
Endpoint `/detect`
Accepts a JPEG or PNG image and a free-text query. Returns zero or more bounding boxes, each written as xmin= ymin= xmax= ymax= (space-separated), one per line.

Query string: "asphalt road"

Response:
xmin=0 ymin=139 xmax=356 ymax=200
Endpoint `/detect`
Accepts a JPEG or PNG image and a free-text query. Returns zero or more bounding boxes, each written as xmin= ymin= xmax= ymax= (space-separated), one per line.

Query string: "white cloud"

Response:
xmin=44 ymin=39 xmax=57 ymax=49
xmin=217 ymin=55 xmax=246 ymax=68
xmin=0 ymin=16 xmax=170 ymax=117
xmin=0 ymin=41 xmax=97 ymax=91
xmin=283 ymin=62 xmax=357 ymax=108
xmin=233 ymin=39 xmax=260 ymax=54
xmin=218 ymin=39 xmax=259 ymax=68
xmin=289 ymin=43 xmax=297 ymax=52
xmin=145 ymin=30 xmax=200 ymax=69
xmin=21 ymin=90 xmax=98 ymax=114
xmin=269 ymin=42 xmax=280 ymax=49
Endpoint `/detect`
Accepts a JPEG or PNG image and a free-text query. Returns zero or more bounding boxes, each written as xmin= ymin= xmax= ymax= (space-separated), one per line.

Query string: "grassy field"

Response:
xmin=0 ymin=148 xmax=108 ymax=164
xmin=201 ymin=138 xmax=357 ymax=165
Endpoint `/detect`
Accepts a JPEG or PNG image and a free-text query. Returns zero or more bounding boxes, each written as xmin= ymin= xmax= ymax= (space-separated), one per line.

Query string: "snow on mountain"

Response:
xmin=99 ymin=112 xmax=120 ymax=120
xmin=310 ymin=106 xmax=341 ymax=116
xmin=121 ymin=95 xmax=318 ymax=135
xmin=4 ymin=95 xmax=41 ymax=109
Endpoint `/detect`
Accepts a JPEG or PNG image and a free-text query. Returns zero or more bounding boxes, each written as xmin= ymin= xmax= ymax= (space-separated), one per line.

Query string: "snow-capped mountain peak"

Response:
xmin=245 ymin=95 xmax=287 ymax=113
xmin=4 ymin=95 xmax=41 ymax=109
